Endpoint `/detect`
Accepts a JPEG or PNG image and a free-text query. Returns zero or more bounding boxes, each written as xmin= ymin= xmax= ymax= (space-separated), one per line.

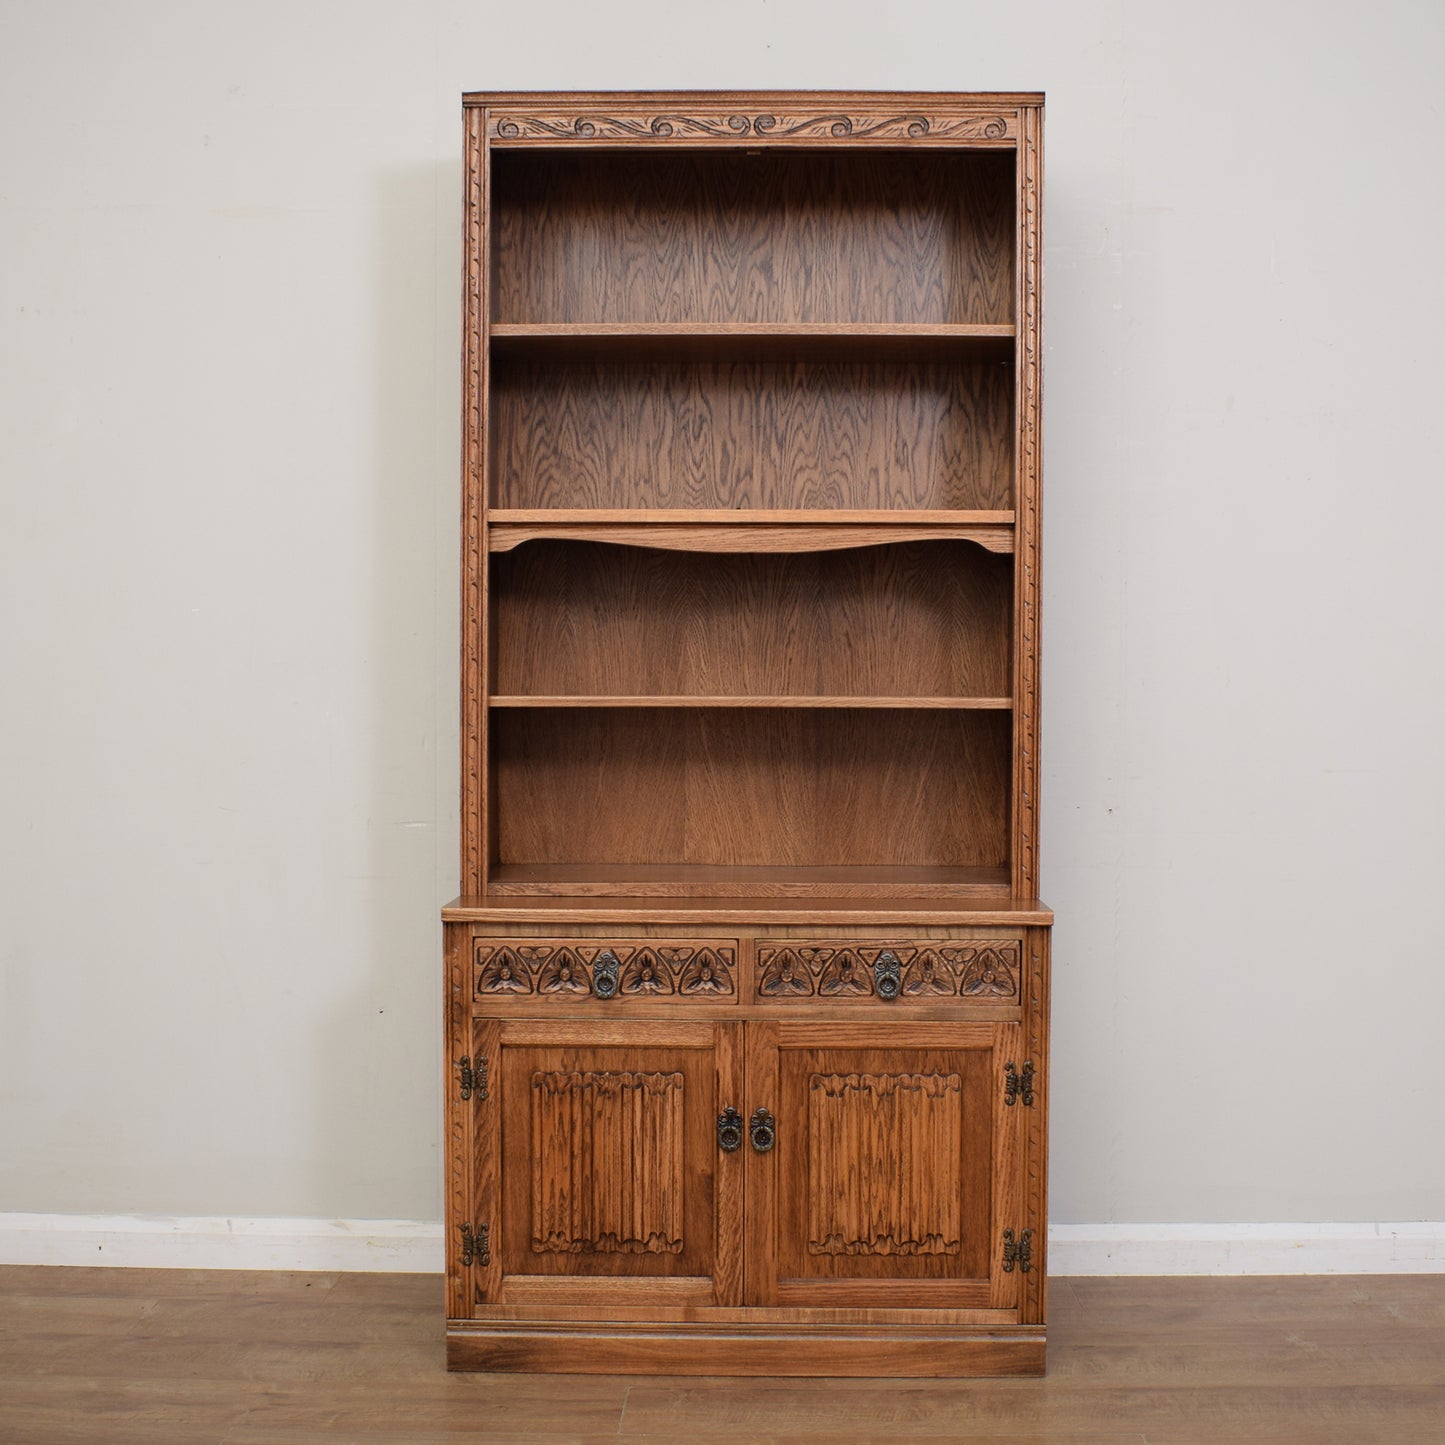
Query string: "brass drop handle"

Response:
xmin=749 ymin=1106 xmax=776 ymax=1153
xmin=716 ymin=1106 xmax=743 ymax=1153
xmin=873 ymin=950 xmax=902 ymax=1000
xmin=591 ymin=949 xmax=620 ymax=999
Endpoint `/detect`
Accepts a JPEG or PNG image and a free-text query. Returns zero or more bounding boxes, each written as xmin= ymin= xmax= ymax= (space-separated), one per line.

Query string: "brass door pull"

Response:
xmin=749 ymin=1106 xmax=776 ymax=1153
xmin=717 ymin=1106 xmax=743 ymax=1153
xmin=592 ymin=949 xmax=620 ymax=999
xmin=873 ymin=950 xmax=902 ymax=999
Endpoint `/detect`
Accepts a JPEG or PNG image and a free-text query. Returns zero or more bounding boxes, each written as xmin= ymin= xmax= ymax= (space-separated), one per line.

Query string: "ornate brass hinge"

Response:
xmin=459 ymin=1221 xmax=490 ymax=1268
xmin=1003 ymin=1060 xmax=1035 ymax=1107
xmin=1002 ymin=1227 xmax=1033 ymax=1274
xmin=458 ymin=1054 xmax=488 ymax=1102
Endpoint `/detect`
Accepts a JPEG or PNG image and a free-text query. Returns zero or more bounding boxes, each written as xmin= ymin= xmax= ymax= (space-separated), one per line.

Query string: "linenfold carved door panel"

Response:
xmin=743 ymin=1021 xmax=1024 ymax=1311
xmin=470 ymin=1019 xmax=743 ymax=1311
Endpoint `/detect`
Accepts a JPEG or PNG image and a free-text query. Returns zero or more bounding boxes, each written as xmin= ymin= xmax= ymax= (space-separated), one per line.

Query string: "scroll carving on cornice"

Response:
xmin=490 ymin=111 xmax=1014 ymax=144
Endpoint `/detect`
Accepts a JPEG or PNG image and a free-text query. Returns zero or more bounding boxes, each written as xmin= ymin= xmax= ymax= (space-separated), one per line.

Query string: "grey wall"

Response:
xmin=2 ymin=0 xmax=1442 ymax=1225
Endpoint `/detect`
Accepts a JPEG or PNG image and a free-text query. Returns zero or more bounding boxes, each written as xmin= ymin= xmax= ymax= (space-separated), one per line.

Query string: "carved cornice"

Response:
xmin=490 ymin=110 xmax=1015 ymax=145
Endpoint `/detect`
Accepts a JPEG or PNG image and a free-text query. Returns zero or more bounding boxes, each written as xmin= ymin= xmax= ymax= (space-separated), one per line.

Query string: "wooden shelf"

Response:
xmin=484 ymin=863 xmax=1013 ymax=900
xmin=489 ymin=696 xmax=1012 ymax=710
xmin=489 ymin=517 xmax=1015 ymax=554
xmin=491 ymin=321 xmax=1015 ymax=362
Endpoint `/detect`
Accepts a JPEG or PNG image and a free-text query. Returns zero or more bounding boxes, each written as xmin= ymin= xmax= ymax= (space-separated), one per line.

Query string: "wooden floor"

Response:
xmin=2 ymin=1269 xmax=1443 ymax=1443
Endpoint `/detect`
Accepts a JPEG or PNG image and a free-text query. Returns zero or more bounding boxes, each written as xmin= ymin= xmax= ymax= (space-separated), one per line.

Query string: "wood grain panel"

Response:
xmin=493 ymin=708 xmax=1011 ymax=869
xmin=447 ymin=1323 xmax=1041 ymax=1376
xmin=711 ymin=1021 xmax=745 ymax=1307
xmin=529 ymin=1071 xmax=684 ymax=1255
xmin=494 ymin=150 xmax=1014 ymax=325
xmin=493 ymin=541 xmax=1011 ymax=699
xmin=498 ymin=1275 xmax=716 ymax=1304
xmin=492 ymin=358 xmax=1013 ymax=511
xmin=747 ymin=1024 xmax=1004 ymax=1309
xmin=778 ymin=1048 xmax=989 ymax=1284
xmin=481 ymin=863 xmax=1012 ymax=900
xmin=491 ymin=1025 xmax=739 ymax=1305
xmin=806 ymin=1071 xmax=963 ymax=1255
xmin=742 ymin=1020 xmax=781 ymax=1308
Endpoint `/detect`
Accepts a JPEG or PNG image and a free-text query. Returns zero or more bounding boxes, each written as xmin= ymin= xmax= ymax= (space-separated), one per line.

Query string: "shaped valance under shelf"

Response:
xmin=487 ymin=513 xmax=1015 ymax=554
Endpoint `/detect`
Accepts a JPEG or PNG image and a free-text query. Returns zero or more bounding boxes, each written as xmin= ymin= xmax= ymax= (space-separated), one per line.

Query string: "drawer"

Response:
xmin=472 ymin=937 xmax=738 ymax=1005
xmin=755 ymin=940 xmax=1021 ymax=1003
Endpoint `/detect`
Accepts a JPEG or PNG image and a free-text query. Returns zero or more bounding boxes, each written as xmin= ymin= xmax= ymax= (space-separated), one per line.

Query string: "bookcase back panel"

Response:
xmin=493 ymin=540 xmax=1011 ymax=698
xmin=493 ymin=151 xmax=1015 ymax=325
xmin=493 ymin=708 xmax=1010 ymax=869
xmin=492 ymin=358 xmax=1013 ymax=511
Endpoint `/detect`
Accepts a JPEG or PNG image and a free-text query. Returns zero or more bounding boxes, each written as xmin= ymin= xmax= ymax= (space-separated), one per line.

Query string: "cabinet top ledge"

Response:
xmin=441 ymin=896 xmax=1055 ymax=926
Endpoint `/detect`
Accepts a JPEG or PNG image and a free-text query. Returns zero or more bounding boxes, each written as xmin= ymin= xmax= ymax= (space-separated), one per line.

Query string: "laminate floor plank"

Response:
xmin=1068 ymin=1274 xmax=1445 ymax=1324
xmin=614 ymin=1438 xmax=1145 ymax=1445
xmin=1054 ymin=1341 xmax=1445 ymax=1386
xmin=616 ymin=1381 xmax=1445 ymax=1439
xmin=0 ymin=1265 xmax=343 ymax=1299
xmin=5 ymin=1336 xmax=424 ymax=1381
xmin=221 ymin=1436 xmax=625 ymax=1445
xmin=1 ymin=1268 xmax=1442 ymax=1445
xmin=1139 ymin=1433 xmax=1445 ymax=1445
xmin=1 ymin=1376 xmax=625 ymax=1440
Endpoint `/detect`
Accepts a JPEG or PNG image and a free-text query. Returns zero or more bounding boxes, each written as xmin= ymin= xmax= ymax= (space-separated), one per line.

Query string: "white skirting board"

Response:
xmin=0 ymin=1214 xmax=1441 ymax=1275
xmin=1047 ymin=1223 xmax=1445 ymax=1275
xmin=0 ymin=1215 xmax=444 ymax=1273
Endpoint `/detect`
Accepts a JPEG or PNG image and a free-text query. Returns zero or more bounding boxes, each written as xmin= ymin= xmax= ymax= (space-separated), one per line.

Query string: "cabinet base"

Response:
xmin=447 ymin=1321 xmax=1045 ymax=1376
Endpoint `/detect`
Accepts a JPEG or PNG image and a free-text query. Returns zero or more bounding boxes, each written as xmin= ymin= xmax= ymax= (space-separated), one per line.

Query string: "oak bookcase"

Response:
xmin=443 ymin=90 xmax=1050 ymax=1376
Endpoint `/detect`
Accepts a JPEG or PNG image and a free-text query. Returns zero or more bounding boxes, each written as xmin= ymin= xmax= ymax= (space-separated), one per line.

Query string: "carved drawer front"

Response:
xmin=755 ymin=940 xmax=1020 ymax=1004
xmin=473 ymin=938 xmax=737 ymax=1005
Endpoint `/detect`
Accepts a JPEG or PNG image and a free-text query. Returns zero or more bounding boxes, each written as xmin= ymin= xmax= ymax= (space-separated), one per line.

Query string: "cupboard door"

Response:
xmin=744 ymin=1021 xmax=1023 ymax=1311
xmin=469 ymin=1019 xmax=743 ymax=1311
